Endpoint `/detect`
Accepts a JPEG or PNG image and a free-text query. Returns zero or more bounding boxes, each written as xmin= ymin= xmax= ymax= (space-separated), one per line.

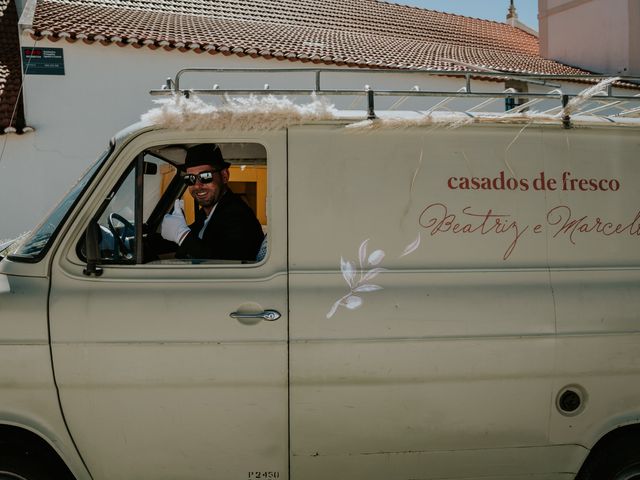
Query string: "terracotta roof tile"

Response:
xmin=0 ymin=0 xmax=26 ymax=134
xmin=29 ymin=0 xmax=591 ymax=76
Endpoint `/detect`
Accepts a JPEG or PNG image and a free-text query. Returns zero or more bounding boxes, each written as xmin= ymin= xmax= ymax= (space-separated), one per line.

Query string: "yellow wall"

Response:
xmin=229 ymin=165 xmax=267 ymax=226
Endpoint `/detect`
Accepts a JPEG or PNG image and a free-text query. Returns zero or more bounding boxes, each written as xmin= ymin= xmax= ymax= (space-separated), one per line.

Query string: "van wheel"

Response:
xmin=577 ymin=432 xmax=640 ymax=480
xmin=0 ymin=447 xmax=69 ymax=480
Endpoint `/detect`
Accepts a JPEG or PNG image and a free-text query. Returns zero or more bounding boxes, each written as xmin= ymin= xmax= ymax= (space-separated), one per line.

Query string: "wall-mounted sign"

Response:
xmin=22 ymin=47 xmax=65 ymax=75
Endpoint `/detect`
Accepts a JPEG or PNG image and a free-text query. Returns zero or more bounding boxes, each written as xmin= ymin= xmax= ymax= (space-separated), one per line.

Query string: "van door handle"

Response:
xmin=229 ymin=310 xmax=281 ymax=321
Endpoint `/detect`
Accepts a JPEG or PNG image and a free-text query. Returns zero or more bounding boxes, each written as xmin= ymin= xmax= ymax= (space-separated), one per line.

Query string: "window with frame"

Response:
xmin=80 ymin=143 xmax=268 ymax=266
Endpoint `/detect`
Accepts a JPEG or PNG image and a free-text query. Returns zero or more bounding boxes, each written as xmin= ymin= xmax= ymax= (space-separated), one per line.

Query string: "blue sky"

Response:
xmin=392 ymin=0 xmax=538 ymax=30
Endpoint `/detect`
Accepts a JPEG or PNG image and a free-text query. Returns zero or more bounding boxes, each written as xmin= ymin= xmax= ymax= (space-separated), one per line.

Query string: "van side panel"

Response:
xmin=287 ymin=124 xmax=639 ymax=479
xmin=547 ymin=222 xmax=640 ymax=445
xmin=0 ymin=274 xmax=90 ymax=479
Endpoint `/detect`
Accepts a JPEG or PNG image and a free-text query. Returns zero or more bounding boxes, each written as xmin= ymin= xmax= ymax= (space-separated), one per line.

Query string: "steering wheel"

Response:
xmin=107 ymin=213 xmax=134 ymax=257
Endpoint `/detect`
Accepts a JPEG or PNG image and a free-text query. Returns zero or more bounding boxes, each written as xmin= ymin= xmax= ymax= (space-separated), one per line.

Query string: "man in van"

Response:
xmin=160 ymin=144 xmax=264 ymax=261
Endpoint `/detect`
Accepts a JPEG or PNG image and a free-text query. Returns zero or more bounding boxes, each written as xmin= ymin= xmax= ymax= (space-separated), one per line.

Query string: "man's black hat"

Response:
xmin=184 ymin=144 xmax=231 ymax=170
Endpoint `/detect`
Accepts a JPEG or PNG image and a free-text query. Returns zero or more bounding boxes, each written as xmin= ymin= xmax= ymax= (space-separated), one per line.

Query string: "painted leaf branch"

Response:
xmin=326 ymin=234 xmax=423 ymax=319
xmin=326 ymin=239 xmax=386 ymax=319
xmin=400 ymin=233 xmax=421 ymax=258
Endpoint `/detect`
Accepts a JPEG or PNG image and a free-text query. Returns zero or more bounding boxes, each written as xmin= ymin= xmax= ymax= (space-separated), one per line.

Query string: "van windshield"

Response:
xmin=9 ymin=147 xmax=111 ymax=263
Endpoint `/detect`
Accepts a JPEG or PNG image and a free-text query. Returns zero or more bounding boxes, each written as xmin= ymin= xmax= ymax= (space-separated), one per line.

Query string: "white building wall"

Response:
xmin=0 ymin=35 xmax=592 ymax=240
xmin=539 ymin=0 xmax=640 ymax=75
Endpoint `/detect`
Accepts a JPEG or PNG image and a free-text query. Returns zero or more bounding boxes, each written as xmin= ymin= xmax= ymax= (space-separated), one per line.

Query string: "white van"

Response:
xmin=0 ymin=70 xmax=639 ymax=480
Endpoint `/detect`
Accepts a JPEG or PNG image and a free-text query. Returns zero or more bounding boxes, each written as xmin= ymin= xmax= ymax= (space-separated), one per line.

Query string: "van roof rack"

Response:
xmin=149 ymin=68 xmax=640 ymax=124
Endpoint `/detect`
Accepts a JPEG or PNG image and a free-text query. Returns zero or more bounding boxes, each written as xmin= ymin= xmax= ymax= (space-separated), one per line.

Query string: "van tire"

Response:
xmin=576 ymin=431 xmax=640 ymax=480
xmin=0 ymin=444 xmax=72 ymax=480
xmin=0 ymin=456 xmax=46 ymax=480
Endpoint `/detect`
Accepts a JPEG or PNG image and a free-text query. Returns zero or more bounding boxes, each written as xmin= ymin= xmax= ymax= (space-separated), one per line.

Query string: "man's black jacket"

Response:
xmin=177 ymin=189 xmax=264 ymax=261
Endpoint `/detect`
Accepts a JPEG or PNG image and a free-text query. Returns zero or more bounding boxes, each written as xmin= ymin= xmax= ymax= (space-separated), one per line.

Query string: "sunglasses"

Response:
xmin=182 ymin=170 xmax=220 ymax=186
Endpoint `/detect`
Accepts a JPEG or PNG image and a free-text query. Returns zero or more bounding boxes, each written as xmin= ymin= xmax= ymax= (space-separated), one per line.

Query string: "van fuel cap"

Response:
xmin=556 ymin=385 xmax=587 ymax=416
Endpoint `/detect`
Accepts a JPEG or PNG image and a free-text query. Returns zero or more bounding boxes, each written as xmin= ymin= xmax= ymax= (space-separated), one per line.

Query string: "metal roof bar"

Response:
xmin=148 ymin=68 xmax=640 ymax=121
xmin=166 ymin=67 xmax=640 ymax=89
xmin=151 ymin=68 xmax=640 ymax=100
xmin=150 ymin=89 xmax=640 ymax=102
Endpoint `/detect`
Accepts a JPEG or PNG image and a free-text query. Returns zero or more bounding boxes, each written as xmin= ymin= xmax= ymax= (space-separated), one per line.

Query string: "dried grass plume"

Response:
xmin=141 ymin=94 xmax=338 ymax=131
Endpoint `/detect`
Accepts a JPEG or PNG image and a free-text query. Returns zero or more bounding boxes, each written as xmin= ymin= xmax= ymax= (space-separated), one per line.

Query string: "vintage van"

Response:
xmin=0 ymin=70 xmax=639 ymax=480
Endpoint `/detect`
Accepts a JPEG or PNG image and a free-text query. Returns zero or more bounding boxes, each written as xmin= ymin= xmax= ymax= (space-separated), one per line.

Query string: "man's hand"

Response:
xmin=161 ymin=200 xmax=190 ymax=245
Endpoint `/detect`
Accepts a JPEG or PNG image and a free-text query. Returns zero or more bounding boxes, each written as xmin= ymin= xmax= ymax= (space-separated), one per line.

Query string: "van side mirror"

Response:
xmin=83 ymin=221 xmax=104 ymax=277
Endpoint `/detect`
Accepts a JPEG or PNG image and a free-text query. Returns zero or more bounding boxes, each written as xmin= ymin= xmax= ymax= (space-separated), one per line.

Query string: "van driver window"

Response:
xmin=85 ymin=143 xmax=268 ymax=265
